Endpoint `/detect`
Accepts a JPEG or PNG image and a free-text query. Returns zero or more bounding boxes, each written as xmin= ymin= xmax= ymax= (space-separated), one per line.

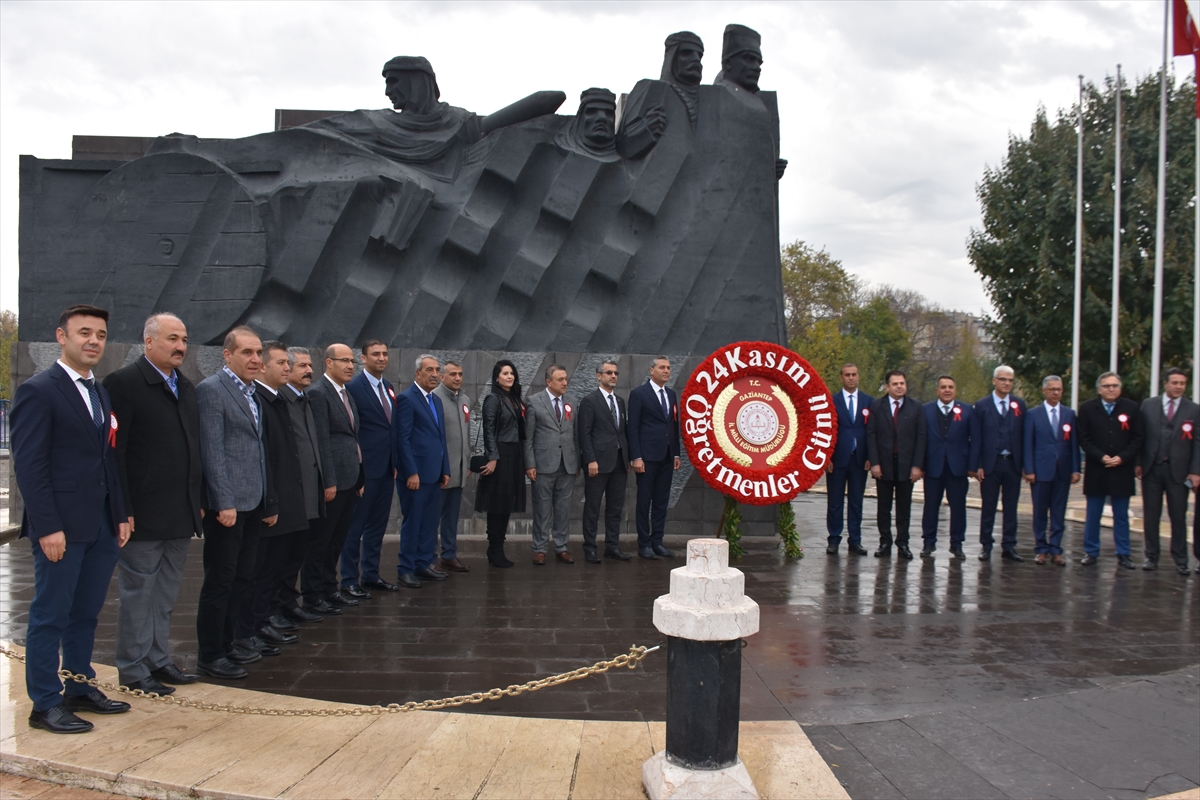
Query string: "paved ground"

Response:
xmin=1 ymin=493 xmax=1197 ymax=799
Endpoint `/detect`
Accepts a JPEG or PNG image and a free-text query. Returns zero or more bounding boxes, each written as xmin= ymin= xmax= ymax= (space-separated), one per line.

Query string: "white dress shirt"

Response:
xmin=57 ymin=359 xmax=95 ymax=418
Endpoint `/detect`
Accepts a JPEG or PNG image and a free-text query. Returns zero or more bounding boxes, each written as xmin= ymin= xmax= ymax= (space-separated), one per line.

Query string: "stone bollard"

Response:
xmin=642 ymin=539 xmax=761 ymax=800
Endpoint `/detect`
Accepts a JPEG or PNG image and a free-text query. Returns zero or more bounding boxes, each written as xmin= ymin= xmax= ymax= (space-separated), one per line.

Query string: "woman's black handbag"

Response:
xmin=469 ymin=401 xmax=488 ymax=473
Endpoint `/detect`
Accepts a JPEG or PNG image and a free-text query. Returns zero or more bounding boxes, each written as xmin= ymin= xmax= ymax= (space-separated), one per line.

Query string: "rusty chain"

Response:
xmin=0 ymin=643 xmax=658 ymax=717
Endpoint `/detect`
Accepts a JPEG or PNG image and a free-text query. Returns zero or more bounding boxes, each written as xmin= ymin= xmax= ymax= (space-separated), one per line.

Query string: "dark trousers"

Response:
xmin=26 ymin=515 xmax=120 ymax=711
xmin=635 ymin=457 xmax=673 ymax=550
xmin=275 ymin=521 xmax=319 ymax=614
xmin=979 ymin=456 xmax=1021 ymax=552
xmin=397 ymin=479 xmax=440 ymax=574
xmin=921 ymin=471 xmax=968 ymax=550
xmin=197 ymin=504 xmax=263 ymax=662
xmin=339 ymin=473 xmax=394 ymax=587
xmin=301 ymin=488 xmax=358 ymax=605
xmin=583 ymin=463 xmax=627 ymax=554
xmin=1031 ymin=476 xmax=1071 ymax=555
xmin=438 ymin=486 xmax=464 ymax=561
xmin=1142 ymin=463 xmax=1191 ymax=566
xmin=246 ymin=533 xmax=295 ymax=634
xmin=876 ymin=460 xmax=914 ymax=548
xmin=827 ymin=462 xmax=868 ymax=546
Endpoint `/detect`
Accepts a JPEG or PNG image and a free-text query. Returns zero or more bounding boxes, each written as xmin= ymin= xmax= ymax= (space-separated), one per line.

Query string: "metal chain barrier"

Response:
xmin=0 ymin=643 xmax=659 ymax=717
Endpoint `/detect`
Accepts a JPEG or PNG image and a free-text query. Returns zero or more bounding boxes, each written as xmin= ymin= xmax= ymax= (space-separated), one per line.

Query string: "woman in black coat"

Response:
xmin=475 ymin=360 xmax=527 ymax=567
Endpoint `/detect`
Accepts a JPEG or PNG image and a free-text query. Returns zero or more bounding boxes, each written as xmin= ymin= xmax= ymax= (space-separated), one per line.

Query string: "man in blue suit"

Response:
xmin=340 ymin=340 xmax=398 ymax=596
xmin=1022 ymin=375 xmax=1081 ymax=565
xmin=12 ymin=304 xmax=132 ymax=733
xmin=971 ymin=365 xmax=1027 ymax=561
xmin=394 ymin=354 xmax=451 ymax=588
xmin=826 ymin=363 xmax=871 ymax=556
xmin=921 ymin=375 xmax=978 ymax=559
xmin=628 ymin=356 xmax=681 ymax=559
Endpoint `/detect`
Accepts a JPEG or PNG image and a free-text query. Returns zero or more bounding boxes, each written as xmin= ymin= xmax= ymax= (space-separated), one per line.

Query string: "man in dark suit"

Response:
xmin=1022 ymin=375 xmax=1081 ymax=566
xmin=826 ymin=363 xmax=872 ymax=556
xmin=12 ymin=304 xmax=132 ymax=733
xmin=971 ymin=365 xmax=1027 ymax=561
xmin=103 ymin=313 xmax=201 ymax=696
xmin=433 ymin=360 xmax=471 ymax=573
xmin=921 ymin=375 xmax=977 ymax=559
xmin=627 ymin=356 xmax=680 ymax=559
xmin=1136 ymin=368 xmax=1199 ymax=574
xmin=525 ymin=364 xmax=580 ymax=564
xmin=340 ymin=340 xmax=398 ymax=596
xmin=302 ymin=343 xmax=364 ymax=613
xmin=577 ymin=360 xmax=632 ymax=563
xmin=1077 ymin=371 xmax=1145 ymax=569
xmin=394 ymin=354 xmax=452 ymax=588
xmin=866 ymin=370 xmax=926 ymax=559
xmin=195 ymin=326 xmax=279 ymax=679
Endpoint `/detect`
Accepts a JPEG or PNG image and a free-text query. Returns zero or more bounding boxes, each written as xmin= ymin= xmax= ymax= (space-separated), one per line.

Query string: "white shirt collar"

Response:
xmin=364 ymin=371 xmax=384 ymax=390
xmin=1043 ymin=400 xmax=1060 ymax=413
xmin=546 ymin=388 xmax=564 ymax=404
xmin=940 ymin=401 xmax=954 ymax=413
xmin=600 ymin=386 xmax=616 ymax=399
xmin=324 ymin=374 xmax=346 ymax=393
xmin=287 ymin=383 xmax=304 ymax=396
xmin=254 ymin=379 xmax=279 ymax=396
xmin=57 ymin=359 xmax=92 ymax=382
xmin=1164 ymin=394 xmax=1180 ymax=411
xmin=416 ymin=384 xmax=433 ymax=399
xmin=843 ymin=389 xmax=858 ymax=401
xmin=992 ymin=391 xmax=1008 ymax=407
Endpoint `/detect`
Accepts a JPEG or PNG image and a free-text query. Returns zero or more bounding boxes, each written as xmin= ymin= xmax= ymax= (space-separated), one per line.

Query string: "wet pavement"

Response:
xmin=1 ymin=493 xmax=1197 ymax=799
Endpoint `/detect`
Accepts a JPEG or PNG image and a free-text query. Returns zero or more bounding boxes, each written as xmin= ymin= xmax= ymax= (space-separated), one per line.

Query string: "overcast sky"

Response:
xmin=0 ymin=0 xmax=1180 ymax=321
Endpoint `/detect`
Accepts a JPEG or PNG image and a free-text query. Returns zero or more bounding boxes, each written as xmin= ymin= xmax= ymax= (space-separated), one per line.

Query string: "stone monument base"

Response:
xmin=642 ymin=751 xmax=760 ymax=800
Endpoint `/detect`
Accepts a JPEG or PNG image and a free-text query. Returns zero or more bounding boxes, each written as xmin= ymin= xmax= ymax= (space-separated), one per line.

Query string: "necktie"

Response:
xmin=608 ymin=394 xmax=619 ymax=427
xmin=80 ymin=378 xmax=104 ymax=428
xmin=555 ymin=396 xmax=562 ymax=422
xmin=427 ymin=393 xmax=440 ymax=429
xmin=340 ymin=387 xmax=361 ymax=462
xmin=943 ymin=405 xmax=951 ymax=417
xmin=847 ymin=394 xmax=855 ymax=420
xmin=892 ymin=399 xmax=900 ymax=454
xmin=660 ymin=388 xmax=670 ymax=419
xmin=1105 ymin=402 xmax=1114 ymax=415
xmin=1167 ymin=399 xmax=1176 ymax=422
xmin=378 ymin=382 xmax=392 ymax=424
xmin=1000 ymin=399 xmax=1007 ymax=417
xmin=1051 ymin=407 xmax=1058 ymax=435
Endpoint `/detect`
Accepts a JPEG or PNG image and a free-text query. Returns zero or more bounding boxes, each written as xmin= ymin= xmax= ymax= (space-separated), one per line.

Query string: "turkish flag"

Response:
xmin=1173 ymin=0 xmax=1200 ymax=118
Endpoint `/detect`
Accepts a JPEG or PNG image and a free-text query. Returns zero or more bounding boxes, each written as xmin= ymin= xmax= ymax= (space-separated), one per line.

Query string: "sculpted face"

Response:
xmin=289 ymin=353 xmax=314 ymax=390
xmin=384 ymin=70 xmax=435 ymax=114
xmin=224 ymin=333 xmax=262 ymax=384
xmin=673 ymin=45 xmax=704 ymax=86
xmin=581 ymin=102 xmax=616 ymax=148
xmin=261 ymin=347 xmax=291 ymax=390
xmin=597 ymin=363 xmax=618 ymax=391
xmin=724 ymin=50 xmax=762 ymax=92
xmin=57 ymin=314 xmax=107 ymax=373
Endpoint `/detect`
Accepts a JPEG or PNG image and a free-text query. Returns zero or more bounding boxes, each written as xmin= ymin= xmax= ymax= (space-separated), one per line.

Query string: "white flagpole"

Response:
xmin=1112 ymin=64 xmax=1122 ymax=374
xmin=1152 ymin=0 xmax=1169 ymax=394
xmin=1072 ymin=74 xmax=1085 ymax=411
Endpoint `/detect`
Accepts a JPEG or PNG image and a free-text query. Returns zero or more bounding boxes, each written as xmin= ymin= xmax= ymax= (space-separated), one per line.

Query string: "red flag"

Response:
xmin=1173 ymin=0 xmax=1200 ymax=118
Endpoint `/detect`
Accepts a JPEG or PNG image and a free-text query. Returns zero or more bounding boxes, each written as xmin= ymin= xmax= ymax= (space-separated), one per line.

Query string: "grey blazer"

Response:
xmin=282 ymin=385 xmax=329 ymax=520
xmin=1140 ymin=395 xmax=1200 ymax=482
xmin=307 ymin=374 xmax=362 ymax=492
xmin=434 ymin=382 xmax=472 ymax=488
xmin=196 ymin=370 xmax=273 ymax=514
xmin=524 ymin=390 xmax=580 ymax=474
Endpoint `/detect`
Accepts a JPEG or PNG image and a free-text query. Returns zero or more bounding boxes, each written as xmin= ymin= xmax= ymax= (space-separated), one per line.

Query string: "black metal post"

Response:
xmin=664 ymin=636 xmax=742 ymax=770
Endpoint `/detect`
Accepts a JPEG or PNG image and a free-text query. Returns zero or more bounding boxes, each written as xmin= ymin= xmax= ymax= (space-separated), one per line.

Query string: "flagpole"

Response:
xmin=1194 ymin=111 xmax=1198 ymax=402
xmin=1112 ymin=64 xmax=1122 ymax=374
xmin=1152 ymin=0 xmax=1169 ymax=394
xmin=1072 ymin=73 xmax=1084 ymax=411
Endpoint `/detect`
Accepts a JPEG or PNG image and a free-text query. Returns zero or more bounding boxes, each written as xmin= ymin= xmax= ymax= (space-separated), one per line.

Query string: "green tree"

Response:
xmin=840 ymin=296 xmax=911 ymax=393
xmin=0 ymin=310 xmax=15 ymax=400
xmin=781 ymin=241 xmax=858 ymax=352
xmin=949 ymin=325 xmax=994 ymax=405
xmin=969 ymin=71 xmax=1195 ymax=400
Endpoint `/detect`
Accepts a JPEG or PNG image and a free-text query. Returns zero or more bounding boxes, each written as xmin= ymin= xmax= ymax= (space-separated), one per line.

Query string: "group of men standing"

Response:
xmin=826 ymin=363 xmax=1200 ymax=574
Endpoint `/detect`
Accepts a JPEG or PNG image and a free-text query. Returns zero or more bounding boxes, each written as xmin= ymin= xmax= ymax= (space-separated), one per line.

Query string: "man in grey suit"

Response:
xmin=525 ymin=364 xmax=580 ymax=564
xmin=302 ymin=343 xmax=363 ymax=615
xmin=195 ymin=326 xmax=279 ymax=680
xmin=1137 ymin=367 xmax=1200 ymax=574
xmin=576 ymin=360 xmax=631 ymax=563
xmin=433 ymin=360 xmax=471 ymax=573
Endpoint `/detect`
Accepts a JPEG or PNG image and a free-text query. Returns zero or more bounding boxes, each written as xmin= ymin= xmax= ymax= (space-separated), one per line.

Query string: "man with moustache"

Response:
xmin=972 ymin=365 xmax=1027 ymax=562
xmin=616 ymin=30 xmax=702 ymax=158
xmin=341 ymin=340 xmax=398 ymax=595
xmin=195 ymin=326 xmax=278 ymax=680
xmin=1137 ymin=368 xmax=1200 ymax=574
xmin=1022 ymin=375 xmax=1081 ymax=566
xmin=102 ymin=313 xmax=202 ymax=695
xmin=577 ymin=360 xmax=631 ymax=563
xmin=920 ymin=376 xmax=977 ymax=560
xmin=525 ymin=364 xmax=580 ymax=565
xmin=826 ymin=363 xmax=872 ymax=556
xmin=554 ymin=88 xmax=619 ymax=161
xmin=1078 ymin=372 xmax=1145 ymax=569
xmin=433 ymin=360 xmax=471 ymax=573
xmin=628 ymin=357 xmax=680 ymax=559
xmin=866 ymin=370 xmax=926 ymax=560
xmin=12 ymin=305 xmax=131 ymax=733
xmin=302 ymin=344 xmax=363 ymax=612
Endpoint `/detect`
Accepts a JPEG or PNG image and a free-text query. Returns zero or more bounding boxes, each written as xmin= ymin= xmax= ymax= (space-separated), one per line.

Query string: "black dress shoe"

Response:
xmin=363 ymin=579 xmax=400 ymax=591
xmin=328 ymin=591 xmax=359 ymax=607
xmin=639 ymin=549 xmax=659 ymax=559
xmin=897 ymin=546 xmax=914 ymax=560
xmin=849 ymin=544 xmax=869 ymax=556
xmin=826 ymin=545 xmax=840 ymax=555
xmin=950 ymin=547 xmax=966 ymax=560
xmin=874 ymin=546 xmax=892 ymax=558
xmin=241 ymin=636 xmax=281 ymax=656
xmin=605 ymin=548 xmax=632 ymax=561
xmin=1116 ymin=555 xmax=1136 ymax=570
xmin=397 ymin=572 xmax=422 ymax=589
xmin=150 ymin=663 xmax=199 ymax=685
xmin=309 ymin=599 xmax=342 ymax=615
xmin=584 ymin=551 xmax=602 ymax=564
xmin=1080 ymin=554 xmax=1098 ymax=566
xmin=652 ymin=545 xmax=676 ymax=558
xmin=286 ymin=605 xmax=325 ymax=622
xmin=226 ymin=645 xmax=262 ymax=665
xmin=29 ymin=703 xmax=93 ymax=733
xmin=196 ymin=658 xmax=248 ymax=679
xmin=415 ymin=566 xmax=447 ymax=581
xmin=920 ymin=549 xmax=934 ymax=558
xmin=65 ymin=690 xmax=131 ymax=715
xmin=1177 ymin=564 xmax=1191 ymax=575
xmin=126 ymin=676 xmax=175 ymax=695
xmin=978 ymin=550 xmax=992 ymax=561
xmin=343 ymin=584 xmax=372 ymax=599
xmin=1001 ymin=550 xmax=1025 ymax=562
xmin=258 ymin=624 xmax=299 ymax=645
xmin=1142 ymin=560 xmax=1158 ymax=571
xmin=268 ymin=614 xmax=300 ymax=632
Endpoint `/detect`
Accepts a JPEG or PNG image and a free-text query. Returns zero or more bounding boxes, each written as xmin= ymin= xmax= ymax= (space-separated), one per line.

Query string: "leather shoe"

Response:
xmin=1117 ymin=555 xmax=1136 ymax=570
xmin=258 ymin=624 xmax=299 ymax=645
xmin=285 ymin=605 xmax=324 ymax=622
xmin=415 ymin=566 xmax=447 ymax=581
xmin=826 ymin=545 xmax=839 ymax=555
xmin=638 ymin=549 xmax=658 ymax=560
xmin=1052 ymin=555 xmax=1067 ymax=566
xmin=267 ymin=614 xmax=299 ymax=632
xmin=65 ymin=690 xmax=131 ymax=715
xmin=533 ymin=552 xmax=547 ymax=565
xmin=897 ymin=546 xmax=914 ymax=560
xmin=397 ymin=572 xmax=422 ymax=589
xmin=874 ymin=546 xmax=892 ymax=558
xmin=584 ymin=551 xmax=602 ymax=564
xmin=328 ymin=591 xmax=359 ymax=607
xmin=653 ymin=545 xmax=676 ymax=558
xmin=556 ymin=551 xmax=575 ymax=564
xmin=1001 ymin=550 xmax=1025 ymax=562
xmin=978 ymin=550 xmax=992 ymax=561
xmin=1080 ymin=554 xmax=1098 ymax=566
xmin=950 ymin=547 xmax=966 ymax=560
xmin=237 ymin=636 xmax=280 ymax=657
xmin=439 ymin=558 xmax=470 ymax=573
xmin=363 ymin=579 xmax=400 ymax=591
xmin=343 ymin=584 xmax=372 ymax=599
xmin=226 ymin=645 xmax=262 ymax=665
xmin=919 ymin=549 xmax=934 ymax=558
xmin=1142 ymin=560 xmax=1158 ymax=571
xmin=126 ymin=676 xmax=175 ymax=696
xmin=29 ymin=703 xmax=93 ymax=733
xmin=150 ymin=663 xmax=199 ymax=685
xmin=1034 ymin=553 xmax=1047 ymax=565
xmin=309 ymin=599 xmax=342 ymax=615
xmin=1178 ymin=564 xmax=1192 ymax=575
xmin=605 ymin=549 xmax=632 ymax=561
xmin=849 ymin=544 xmax=869 ymax=556
xmin=196 ymin=658 xmax=248 ymax=679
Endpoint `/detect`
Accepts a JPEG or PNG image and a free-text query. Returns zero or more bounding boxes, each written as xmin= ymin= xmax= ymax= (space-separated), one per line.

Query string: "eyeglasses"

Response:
xmin=600 ymin=370 xmax=619 ymax=376
xmin=328 ymin=357 xmax=355 ymax=364
xmin=1099 ymin=383 xmax=1121 ymax=389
